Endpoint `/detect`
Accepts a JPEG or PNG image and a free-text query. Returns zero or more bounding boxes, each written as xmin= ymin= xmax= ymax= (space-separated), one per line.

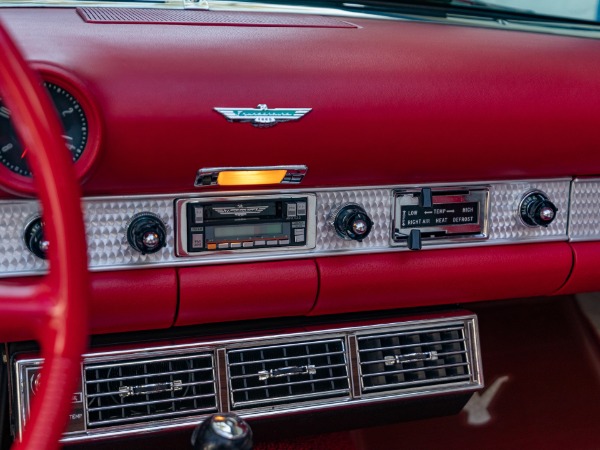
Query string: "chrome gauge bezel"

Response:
xmin=0 ymin=65 xmax=102 ymax=195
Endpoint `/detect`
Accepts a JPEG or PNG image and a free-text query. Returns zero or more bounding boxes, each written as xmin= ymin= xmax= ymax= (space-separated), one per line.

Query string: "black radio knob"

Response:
xmin=329 ymin=203 xmax=373 ymax=242
xmin=23 ymin=216 xmax=49 ymax=260
xmin=127 ymin=213 xmax=167 ymax=255
xmin=519 ymin=191 xmax=558 ymax=228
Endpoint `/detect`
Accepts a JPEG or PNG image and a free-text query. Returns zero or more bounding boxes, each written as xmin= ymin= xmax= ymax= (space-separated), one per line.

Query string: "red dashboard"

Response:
xmin=0 ymin=5 xmax=599 ymax=449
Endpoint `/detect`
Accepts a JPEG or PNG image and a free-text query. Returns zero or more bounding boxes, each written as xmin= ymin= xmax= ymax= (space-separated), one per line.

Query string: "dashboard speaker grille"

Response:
xmin=77 ymin=8 xmax=357 ymax=28
xmin=84 ymin=353 xmax=217 ymax=428
xmin=357 ymin=323 xmax=473 ymax=394
xmin=227 ymin=338 xmax=350 ymax=409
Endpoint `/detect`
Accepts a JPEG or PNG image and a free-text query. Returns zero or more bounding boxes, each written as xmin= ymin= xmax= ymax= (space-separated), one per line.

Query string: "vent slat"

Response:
xmin=88 ymin=392 xmax=217 ymax=412
xmin=362 ymin=375 xmax=472 ymax=392
xmin=87 ymin=406 xmax=218 ymax=427
xmin=85 ymin=354 xmax=213 ymax=370
xmin=358 ymin=338 xmax=466 ymax=353
xmin=87 ymin=379 xmax=216 ymax=399
xmin=228 ymin=351 xmax=345 ymax=367
xmin=85 ymin=367 xmax=214 ymax=384
xmin=231 ymin=375 xmax=349 ymax=392
xmin=229 ymin=363 xmax=347 ymax=380
xmin=232 ymin=389 xmax=351 ymax=408
xmin=356 ymin=326 xmax=464 ymax=341
xmin=227 ymin=339 xmax=344 ymax=354
xmin=361 ymin=362 xmax=470 ymax=378
xmin=360 ymin=350 xmax=468 ymax=365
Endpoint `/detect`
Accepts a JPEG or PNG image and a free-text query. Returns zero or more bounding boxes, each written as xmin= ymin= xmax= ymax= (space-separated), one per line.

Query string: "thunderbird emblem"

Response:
xmin=214 ymin=104 xmax=311 ymax=127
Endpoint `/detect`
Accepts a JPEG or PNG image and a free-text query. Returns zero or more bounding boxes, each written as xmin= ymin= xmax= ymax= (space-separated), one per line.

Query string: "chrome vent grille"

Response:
xmin=357 ymin=324 xmax=472 ymax=394
xmin=227 ymin=339 xmax=350 ymax=409
xmin=84 ymin=353 xmax=217 ymax=428
xmin=13 ymin=313 xmax=482 ymax=443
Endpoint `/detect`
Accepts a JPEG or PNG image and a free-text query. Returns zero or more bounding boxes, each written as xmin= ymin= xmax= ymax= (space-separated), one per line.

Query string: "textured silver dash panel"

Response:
xmin=0 ymin=180 xmax=572 ymax=278
xmin=569 ymin=179 xmax=600 ymax=241
xmin=316 ymin=189 xmax=392 ymax=251
xmin=0 ymin=201 xmax=46 ymax=274
xmin=487 ymin=180 xmax=569 ymax=241
xmin=0 ymin=197 xmax=175 ymax=277
xmin=83 ymin=198 xmax=175 ymax=267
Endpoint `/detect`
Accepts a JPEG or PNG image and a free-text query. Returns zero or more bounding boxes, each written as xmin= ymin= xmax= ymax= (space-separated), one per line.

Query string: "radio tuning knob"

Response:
xmin=519 ymin=191 xmax=558 ymax=228
xmin=23 ymin=216 xmax=49 ymax=260
xmin=127 ymin=212 xmax=167 ymax=255
xmin=328 ymin=203 xmax=373 ymax=242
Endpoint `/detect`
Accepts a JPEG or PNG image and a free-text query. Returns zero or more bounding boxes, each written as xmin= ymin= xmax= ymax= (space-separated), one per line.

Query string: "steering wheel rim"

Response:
xmin=0 ymin=21 xmax=89 ymax=450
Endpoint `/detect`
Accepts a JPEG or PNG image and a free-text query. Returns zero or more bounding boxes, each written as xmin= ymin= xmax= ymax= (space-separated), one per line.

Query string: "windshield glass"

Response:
xmin=2 ymin=0 xmax=600 ymax=27
xmin=485 ymin=0 xmax=598 ymax=22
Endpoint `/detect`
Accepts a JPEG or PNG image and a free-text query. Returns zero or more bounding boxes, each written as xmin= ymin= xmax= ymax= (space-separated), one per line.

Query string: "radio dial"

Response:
xmin=127 ymin=213 xmax=167 ymax=255
xmin=519 ymin=191 xmax=558 ymax=228
xmin=329 ymin=203 xmax=373 ymax=242
xmin=23 ymin=216 xmax=48 ymax=260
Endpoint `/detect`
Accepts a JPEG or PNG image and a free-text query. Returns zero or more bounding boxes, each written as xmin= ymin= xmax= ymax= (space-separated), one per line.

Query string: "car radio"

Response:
xmin=175 ymin=194 xmax=316 ymax=256
xmin=392 ymin=187 xmax=489 ymax=247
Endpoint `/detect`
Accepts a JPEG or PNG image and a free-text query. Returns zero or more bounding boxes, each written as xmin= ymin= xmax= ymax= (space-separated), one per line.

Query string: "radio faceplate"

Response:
xmin=392 ymin=187 xmax=489 ymax=247
xmin=175 ymin=194 xmax=317 ymax=256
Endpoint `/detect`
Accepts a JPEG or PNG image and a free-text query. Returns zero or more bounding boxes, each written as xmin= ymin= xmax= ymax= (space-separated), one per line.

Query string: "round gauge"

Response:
xmin=0 ymin=81 xmax=89 ymax=177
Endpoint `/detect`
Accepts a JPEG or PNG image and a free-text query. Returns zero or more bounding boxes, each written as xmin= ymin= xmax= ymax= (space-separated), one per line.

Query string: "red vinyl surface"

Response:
xmin=1 ymin=9 xmax=600 ymax=195
xmin=177 ymin=260 xmax=318 ymax=326
xmin=89 ymin=269 xmax=177 ymax=333
xmin=313 ymin=243 xmax=574 ymax=316
xmin=555 ymin=242 xmax=600 ymax=295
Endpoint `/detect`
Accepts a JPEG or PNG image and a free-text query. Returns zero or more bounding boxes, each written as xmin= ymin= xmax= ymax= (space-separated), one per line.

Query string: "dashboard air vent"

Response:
xmin=357 ymin=323 xmax=473 ymax=394
xmin=84 ymin=353 xmax=217 ymax=428
xmin=227 ymin=338 xmax=350 ymax=409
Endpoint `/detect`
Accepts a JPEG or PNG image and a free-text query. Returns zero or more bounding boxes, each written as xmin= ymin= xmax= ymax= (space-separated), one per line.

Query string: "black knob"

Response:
xmin=519 ymin=191 xmax=558 ymax=227
xmin=329 ymin=203 xmax=373 ymax=242
xmin=23 ymin=217 xmax=49 ymax=260
xmin=126 ymin=213 xmax=167 ymax=255
xmin=191 ymin=413 xmax=253 ymax=450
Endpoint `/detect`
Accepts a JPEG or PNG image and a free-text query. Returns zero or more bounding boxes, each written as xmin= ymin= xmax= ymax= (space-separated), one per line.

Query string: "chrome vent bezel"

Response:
xmin=226 ymin=338 xmax=350 ymax=410
xmin=12 ymin=313 xmax=483 ymax=443
xmin=356 ymin=323 xmax=474 ymax=396
xmin=83 ymin=352 xmax=218 ymax=429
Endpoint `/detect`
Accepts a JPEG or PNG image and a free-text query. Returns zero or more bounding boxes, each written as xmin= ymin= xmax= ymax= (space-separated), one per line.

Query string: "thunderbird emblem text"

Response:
xmin=214 ymin=104 xmax=311 ymax=127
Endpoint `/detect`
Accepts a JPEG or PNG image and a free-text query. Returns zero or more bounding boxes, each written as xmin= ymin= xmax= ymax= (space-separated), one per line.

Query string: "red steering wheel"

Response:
xmin=0 ymin=22 xmax=89 ymax=450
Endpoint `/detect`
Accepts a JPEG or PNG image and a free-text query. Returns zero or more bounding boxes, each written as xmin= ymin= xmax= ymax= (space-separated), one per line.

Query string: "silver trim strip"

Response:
xmin=0 ymin=178 xmax=574 ymax=278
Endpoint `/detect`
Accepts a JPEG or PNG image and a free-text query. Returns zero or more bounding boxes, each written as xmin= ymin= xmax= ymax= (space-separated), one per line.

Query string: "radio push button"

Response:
xmin=297 ymin=202 xmax=307 ymax=216
xmin=230 ymin=242 xmax=242 ymax=249
xmin=286 ymin=203 xmax=297 ymax=218
xmin=242 ymin=242 xmax=254 ymax=248
xmin=218 ymin=243 xmax=230 ymax=249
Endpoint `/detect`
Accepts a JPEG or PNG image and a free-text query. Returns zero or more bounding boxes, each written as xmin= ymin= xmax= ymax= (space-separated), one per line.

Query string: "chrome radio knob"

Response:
xmin=328 ymin=203 xmax=373 ymax=242
xmin=518 ymin=191 xmax=558 ymax=228
xmin=23 ymin=216 xmax=48 ymax=260
xmin=126 ymin=212 xmax=167 ymax=255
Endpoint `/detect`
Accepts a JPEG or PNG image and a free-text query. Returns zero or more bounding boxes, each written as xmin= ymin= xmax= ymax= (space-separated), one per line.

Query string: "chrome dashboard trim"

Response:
xmin=194 ymin=165 xmax=308 ymax=187
xmin=12 ymin=312 xmax=482 ymax=443
xmin=0 ymin=178 xmax=573 ymax=278
xmin=174 ymin=193 xmax=317 ymax=256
